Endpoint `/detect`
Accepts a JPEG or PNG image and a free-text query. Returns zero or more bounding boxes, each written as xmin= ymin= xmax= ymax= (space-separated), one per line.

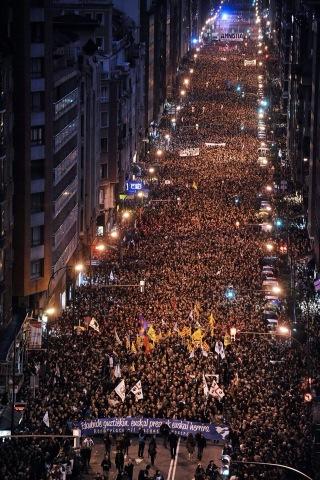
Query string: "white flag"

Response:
xmin=188 ymin=310 xmax=194 ymax=321
xmin=209 ymin=379 xmax=225 ymax=400
xmin=43 ymin=411 xmax=50 ymax=428
xmin=189 ymin=350 xmax=195 ymax=359
xmin=203 ymin=373 xmax=209 ymax=397
xmin=114 ymin=379 xmax=126 ymax=402
xmin=215 ymin=341 xmax=225 ymax=359
xmin=115 ymin=329 xmax=122 ymax=345
xmin=202 ymin=350 xmax=208 ymax=357
xmin=114 ymin=364 xmax=121 ymax=378
xmin=173 ymin=322 xmax=178 ymax=332
xmin=110 ymin=270 xmax=115 ymax=281
xmin=130 ymin=380 xmax=143 ymax=401
xmin=89 ymin=317 xmax=100 ymax=333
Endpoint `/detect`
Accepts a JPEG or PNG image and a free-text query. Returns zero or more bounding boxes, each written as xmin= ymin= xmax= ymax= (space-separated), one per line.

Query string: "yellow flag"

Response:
xmin=180 ymin=326 xmax=191 ymax=337
xmin=192 ymin=181 xmax=198 ymax=190
xmin=208 ymin=313 xmax=215 ymax=328
xmin=192 ymin=328 xmax=203 ymax=342
xmin=125 ymin=336 xmax=131 ymax=351
xmin=147 ymin=325 xmax=157 ymax=342
xmin=210 ymin=327 xmax=215 ymax=337
xmin=131 ymin=342 xmax=137 ymax=354
xmin=136 ymin=336 xmax=144 ymax=348
xmin=202 ymin=341 xmax=210 ymax=352
xmin=186 ymin=340 xmax=194 ymax=352
xmin=224 ymin=334 xmax=231 ymax=347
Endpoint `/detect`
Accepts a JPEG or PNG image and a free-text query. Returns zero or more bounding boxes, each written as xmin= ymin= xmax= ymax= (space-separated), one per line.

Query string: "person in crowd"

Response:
xmin=101 ymin=453 xmax=111 ymax=480
xmin=148 ymin=436 xmax=157 ymax=466
xmin=115 ymin=448 xmax=124 ymax=474
xmin=186 ymin=433 xmax=196 ymax=460
xmin=138 ymin=429 xmax=146 ymax=458
xmin=168 ymin=431 xmax=178 ymax=460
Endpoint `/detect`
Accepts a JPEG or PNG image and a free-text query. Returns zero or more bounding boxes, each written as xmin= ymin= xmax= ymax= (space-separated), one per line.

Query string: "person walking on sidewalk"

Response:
xmin=148 ymin=436 xmax=157 ymax=466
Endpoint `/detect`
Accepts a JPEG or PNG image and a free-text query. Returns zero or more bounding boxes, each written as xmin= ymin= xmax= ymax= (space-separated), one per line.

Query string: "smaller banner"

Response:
xmin=244 ymin=59 xmax=256 ymax=66
xmin=179 ymin=148 xmax=200 ymax=157
xmin=205 ymin=143 xmax=226 ymax=147
xmin=220 ymin=32 xmax=244 ymax=42
xmin=29 ymin=320 xmax=42 ymax=349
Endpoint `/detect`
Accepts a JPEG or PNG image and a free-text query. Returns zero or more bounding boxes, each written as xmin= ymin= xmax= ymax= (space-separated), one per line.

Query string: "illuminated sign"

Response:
xmin=125 ymin=181 xmax=143 ymax=194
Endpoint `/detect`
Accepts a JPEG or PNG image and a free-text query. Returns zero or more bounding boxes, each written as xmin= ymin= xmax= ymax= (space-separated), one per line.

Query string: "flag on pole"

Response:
xmin=208 ymin=313 xmax=215 ymax=328
xmin=203 ymin=373 xmax=209 ymax=397
xmin=115 ymin=329 xmax=122 ymax=345
xmin=89 ymin=317 xmax=100 ymax=333
xmin=130 ymin=380 xmax=143 ymax=401
xmin=188 ymin=310 xmax=194 ymax=322
xmin=147 ymin=325 xmax=157 ymax=342
xmin=110 ymin=270 xmax=115 ymax=281
xmin=215 ymin=341 xmax=225 ymax=359
xmin=114 ymin=379 xmax=126 ymax=402
xmin=114 ymin=364 xmax=121 ymax=378
xmin=189 ymin=350 xmax=195 ymax=359
xmin=209 ymin=379 xmax=225 ymax=400
xmin=192 ymin=329 xmax=203 ymax=342
xmin=224 ymin=334 xmax=231 ymax=347
xmin=43 ymin=411 xmax=50 ymax=428
xmin=125 ymin=336 xmax=131 ymax=351
xmin=180 ymin=326 xmax=191 ymax=337
xmin=131 ymin=342 xmax=137 ymax=354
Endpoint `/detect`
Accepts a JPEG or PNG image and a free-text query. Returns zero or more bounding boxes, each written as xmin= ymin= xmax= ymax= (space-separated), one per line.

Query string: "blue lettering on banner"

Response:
xmin=73 ymin=416 xmax=229 ymax=442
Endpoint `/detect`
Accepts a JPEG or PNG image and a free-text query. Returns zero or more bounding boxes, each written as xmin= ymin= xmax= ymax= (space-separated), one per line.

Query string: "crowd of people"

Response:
xmin=0 ymin=15 xmax=316 ymax=480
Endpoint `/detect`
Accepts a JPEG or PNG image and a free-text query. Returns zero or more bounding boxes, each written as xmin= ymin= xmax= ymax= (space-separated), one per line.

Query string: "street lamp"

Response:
xmin=149 ymin=167 xmax=155 ymax=174
xmin=122 ymin=210 xmax=131 ymax=221
xmin=110 ymin=229 xmax=119 ymax=239
xmin=180 ymin=89 xmax=186 ymax=97
xmin=156 ymin=149 xmax=163 ymax=156
xmin=183 ymin=78 xmax=190 ymax=86
xmin=265 ymin=242 xmax=274 ymax=252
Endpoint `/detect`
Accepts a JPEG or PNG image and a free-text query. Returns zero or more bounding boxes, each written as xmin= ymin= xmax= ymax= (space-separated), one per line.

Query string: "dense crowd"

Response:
xmin=0 ymin=26 xmax=315 ymax=480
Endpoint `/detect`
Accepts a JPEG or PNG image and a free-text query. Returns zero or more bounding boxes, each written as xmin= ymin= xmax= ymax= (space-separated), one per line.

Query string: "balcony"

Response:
xmin=54 ymin=118 xmax=78 ymax=153
xmin=54 ymin=147 xmax=78 ymax=185
xmin=54 ymin=205 xmax=78 ymax=249
xmin=53 ymin=175 xmax=77 ymax=218
xmin=54 ymin=88 xmax=78 ymax=120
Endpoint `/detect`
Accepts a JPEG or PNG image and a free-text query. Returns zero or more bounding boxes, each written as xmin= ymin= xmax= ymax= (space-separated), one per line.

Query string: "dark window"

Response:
xmin=31 ymin=92 xmax=44 ymax=112
xmin=31 ymin=22 xmax=44 ymax=43
xmin=96 ymin=13 xmax=103 ymax=25
xmin=31 ymin=226 xmax=44 ymax=246
xmin=101 ymin=137 xmax=108 ymax=153
xmin=31 ymin=58 xmax=44 ymax=79
xmin=96 ymin=37 xmax=104 ymax=49
xmin=30 ymin=259 xmax=44 ymax=279
xmin=101 ymin=112 xmax=108 ymax=127
xmin=31 ymin=192 xmax=44 ymax=213
xmin=31 ymin=160 xmax=45 ymax=179
xmin=101 ymin=163 xmax=108 ymax=179
xmin=31 ymin=126 xmax=44 ymax=145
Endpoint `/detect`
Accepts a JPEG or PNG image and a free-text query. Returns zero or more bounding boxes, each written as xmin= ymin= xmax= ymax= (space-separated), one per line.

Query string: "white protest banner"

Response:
xmin=220 ymin=32 xmax=244 ymax=42
xmin=209 ymin=380 xmax=225 ymax=400
xmin=244 ymin=59 xmax=256 ymax=66
xmin=130 ymin=380 xmax=143 ymax=401
xmin=114 ymin=379 xmax=126 ymax=402
xmin=205 ymin=143 xmax=226 ymax=147
xmin=179 ymin=148 xmax=200 ymax=157
xmin=29 ymin=320 xmax=42 ymax=349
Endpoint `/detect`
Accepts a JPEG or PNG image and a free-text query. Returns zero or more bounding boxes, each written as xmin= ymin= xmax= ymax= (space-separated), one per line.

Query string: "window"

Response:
xmin=31 ymin=126 xmax=44 ymax=145
xmin=101 ymin=137 xmax=108 ymax=153
xmin=31 ymin=192 xmax=44 ymax=213
xmin=96 ymin=37 xmax=104 ymax=50
xmin=31 ymin=92 xmax=44 ymax=112
xmin=101 ymin=163 xmax=108 ymax=179
xmin=96 ymin=13 xmax=104 ymax=25
xmin=31 ymin=226 xmax=44 ymax=246
xmin=101 ymin=86 xmax=108 ymax=102
xmin=30 ymin=259 xmax=44 ymax=279
xmin=31 ymin=159 xmax=45 ymax=179
xmin=101 ymin=111 xmax=109 ymax=127
xmin=31 ymin=22 xmax=44 ymax=43
xmin=31 ymin=58 xmax=44 ymax=78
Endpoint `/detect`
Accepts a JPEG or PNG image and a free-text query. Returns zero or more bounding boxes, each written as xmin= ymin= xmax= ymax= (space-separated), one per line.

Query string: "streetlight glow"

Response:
xmin=156 ymin=149 xmax=163 ymax=156
xmin=265 ymin=242 xmax=274 ymax=252
xmin=122 ymin=211 xmax=131 ymax=220
xmin=45 ymin=307 xmax=56 ymax=316
xmin=278 ymin=325 xmax=290 ymax=335
xmin=74 ymin=263 xmax=84 ymax=272
xmin=149 ymin=167 xmax=155 ymax=174
xmin=110 ymin=229 xmax=119 ymax=239
xmin=95 ymin=243 xmax=106 ymax=252
xmin=180 ymin=89 xmax=186 ymax=96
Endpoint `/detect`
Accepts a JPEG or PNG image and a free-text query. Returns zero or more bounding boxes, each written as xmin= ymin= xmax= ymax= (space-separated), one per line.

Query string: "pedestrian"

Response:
xmin=186 ymin=433 xmax=196 ymax=460
xmin=196 ymin=433 xmax=206 ymax=460
xmin=123 ymin=429 xmax=131 ymax=457
xmin=124 ymin=458 xmax=134 ymax=480
xmin=148 ymin=436 xmax=157 ymax=466
xmin=194 ymin=462 xmax=206 ymax=480
xmin=103 ymin=433 xmax=112 ymax=455
xmin=138 ymin=464 xmax=151 ymax=480
xmin=168 ymin=431 xmax=178 ymax=459
xmin=101 ymin=454 xmax=112 ymax=480
xmin=138 ymin=429 xmax=146 ymax=458
xmin=160 ymin=423 xmax=170 ymax=448
xmin=115 ymin=448 xmax=124 ymax=473
xmin=154 ymin=470 xmax=165 ymax=480
xmin=206 ymin=459 xmax=219 ymax=480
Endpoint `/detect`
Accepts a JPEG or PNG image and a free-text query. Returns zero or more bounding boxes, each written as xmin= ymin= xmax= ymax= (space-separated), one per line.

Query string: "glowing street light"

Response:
xmin=122 ymin=211 xmax=131 ymax=220
xmin=180 ymin=89 xmax=186 ymax=96
xmin=156 ymin=149 xmax=163 ymax=156
xmin=271 ymin=285 xmax=282 ymax=295
xmin=165 ymin=134 xmax=171 ymax=141
xmin=74 ymin=263 xmax=85 ymax=273
xmin=265 ymin=185 xmax=273 ymax=192
xmin=149 ymin=167 xmax=155 ymax=174
xmin=171 ymin=117 xmax=176 ymax=123
xmin=265 ymin=242 xmax=274 ymax=252
xmin=45 ymin=307 xmax=56 ymax=316
xmin=95 ymin=243 xmax=106 ymax=252
xmin=137 ymin=191 xmax=144 ymax=199
xmin=278 ymin=325 xmax=290 ymax=335
xmin=183 ymin=78 xmax=190 ymax=86
xmin=189 ymin=68 xmax=194 ymax=74
xmin=110 ymin=229 xmax=119 ymax=239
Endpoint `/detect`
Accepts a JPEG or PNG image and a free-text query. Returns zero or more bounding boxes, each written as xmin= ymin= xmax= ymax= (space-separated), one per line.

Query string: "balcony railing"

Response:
xmin=54 ymin=176 xmax=77 ymax=218
xmin=54 ymin=147 xmax=78 ymax=185
xmin=54 ymin=205 xmax=78 ymax=249
xmin=54 ymin=88 xmax=78 ymax=120
xmin=54 ymin=118 xmax=78 ymax=153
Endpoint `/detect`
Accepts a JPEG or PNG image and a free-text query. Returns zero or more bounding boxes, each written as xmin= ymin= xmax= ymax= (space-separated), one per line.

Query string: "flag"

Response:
xmin=125 ymin=336 xmax=131 ymax=351
xmin=130 ymin=380 xmax=143 ymax=401
xmin=189 ymin=350 xmax=195 ymax=358
xmin=203 ymin=373 xmax=209 ymax=397
xmin=173 ymin=322 xmax=179 ymax=333
xmin=180 ymin=326 xmax=191 ymax=337
xmin=208 ymin=313 xmax=215 ymax=328
xmin=202 ymin=350 xmax=208 ymax=357
xmin=143 ymin=335 xmax=151 ymax=354
xmin=89 ymin=317 xmax=100 ymax=333
xmin=114 ymin=364 xmax=121 ymax=378
xmin=55 ymin=363 xmax=60 ymax=377
xmin=115 ymin=329 xmax=122 ymax=345
xmin=215 ymin=341 xmax=225 ymax=359
xmin=188 ymin=310 xmax=194 ymax=322
xmin=147 ymin=325 xmax=157 ymax=342
xmin=192 ymin=329 xmax=203 ymax=342
xmin=192 ymin=181 xmax=198 ymax=190
xmin=131 ymin=342 xmax=137 ymax=354
xmin=110 ymin=270 xmax=115 ymax=281
xmin=114 ymin=379 xmax=126 ymax=402
xmin=224 ymin=334 xmax=231 ymax=347
xmin=209 ymin=379 xmax=225 ymax=400
xmin=43 ymin=411 xmax=50 ymax=428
